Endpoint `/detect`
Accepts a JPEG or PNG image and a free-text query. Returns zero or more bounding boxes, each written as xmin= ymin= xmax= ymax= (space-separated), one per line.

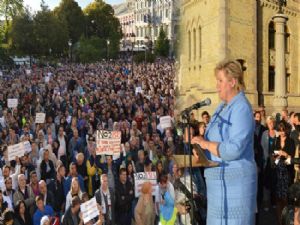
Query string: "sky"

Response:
xmin=23 ymin=0 xmax=124 ymax=12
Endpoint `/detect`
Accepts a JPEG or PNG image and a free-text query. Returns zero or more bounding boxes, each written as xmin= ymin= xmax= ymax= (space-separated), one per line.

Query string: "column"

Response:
xmin=272 ymin=14 xmax=288 ymax=109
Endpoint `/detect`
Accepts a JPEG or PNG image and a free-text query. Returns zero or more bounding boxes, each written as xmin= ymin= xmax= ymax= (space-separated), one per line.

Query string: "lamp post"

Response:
xmin=68 ymin=39 xmax=72 ymax=63
xmin=144 ymin=36 xmax=149 ymax=62
xmin=106 ymin=39 xmax=110 ymax=61
xmin=130 ymin=33 xmax=136 ymax=76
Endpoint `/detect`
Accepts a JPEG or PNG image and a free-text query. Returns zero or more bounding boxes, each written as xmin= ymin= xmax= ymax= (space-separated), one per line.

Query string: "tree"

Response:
xmin=34 ymin=2 xmax=69 ymax=57
xmin=0 ymin=0 xmax=24 ymax=42
xmin=155 ymin=27 xmax=170 ymax=57
xmin=54 ymin=0 xmax=85 ymax=43
xmin=9 ymin=8 xmax=36 ymax=59
xmin=75 ymin=36 xmax=106 ymax=63
xmin=84 ymin=0 xmax=122 ymax=57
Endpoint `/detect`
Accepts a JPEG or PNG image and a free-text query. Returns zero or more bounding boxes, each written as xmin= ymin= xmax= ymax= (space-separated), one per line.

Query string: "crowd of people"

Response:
xmin=0 ymin=59 xmax=299 ymax=225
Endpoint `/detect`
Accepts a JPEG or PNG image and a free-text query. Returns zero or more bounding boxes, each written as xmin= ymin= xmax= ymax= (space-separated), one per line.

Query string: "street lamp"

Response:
xmin=106 ymin=39 xmax=110 ymax=61
xmin=144 ymin=36 xmax=149 ymax=62
xmin=68 ymin=39 xmax=72 ymax=63
xmin=130 ymin=33 xmax=136 ymax=76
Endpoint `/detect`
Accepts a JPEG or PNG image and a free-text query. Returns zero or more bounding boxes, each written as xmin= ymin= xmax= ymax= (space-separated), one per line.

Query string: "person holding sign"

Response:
xmin=135 ymin=182 xmax=155 ymax=225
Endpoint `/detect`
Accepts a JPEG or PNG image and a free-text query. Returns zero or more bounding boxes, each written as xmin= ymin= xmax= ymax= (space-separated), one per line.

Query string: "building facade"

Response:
xmin=177 ymin=0 xmax=300 ymax=114
xmin=114 ymin=0 xmax=180 ymax=54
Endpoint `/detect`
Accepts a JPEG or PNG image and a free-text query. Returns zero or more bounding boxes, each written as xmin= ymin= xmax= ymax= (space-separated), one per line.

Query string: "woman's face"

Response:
xmin=216 ymin=70 xmax=236 ymax=102
xmin=267 ymin=120 xmax=275 ymax=130
xmin=157 ymin=163 xmax=163 ymax=172
xmin=127 ymin=164 xmax=133 ymax=173
xmin=72 ymin=179 xmax=79 ymax=193
xmin=199 ymin=124 xmax=206 ymax=136
xmin=19 ymin=202 xmax=25 ymax=214
xmin=279 ymin=130 xmax=286 ymax=138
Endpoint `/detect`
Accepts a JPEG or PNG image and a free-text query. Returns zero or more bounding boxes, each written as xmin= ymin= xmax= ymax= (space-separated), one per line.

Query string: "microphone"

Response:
xmin=182 ymin=98 xmax=211 ymax=113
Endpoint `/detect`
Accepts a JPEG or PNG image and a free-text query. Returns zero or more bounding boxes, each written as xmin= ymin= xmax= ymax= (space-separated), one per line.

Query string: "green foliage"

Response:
xmin=54 ymin=0 xmax=85 ymax=43
xmin=133 ymin=51 xmax=155 ymax=64
xmin=84 ymin=0 xmax=122 ymax=55
xmin=0 ymin=0 xmax=24 ymax=42
xmin=34 ymin=5 xmax=69 ymax=56
xmin=154 ymin=27 xmax=170 ymax=57
xmin=76 ymin=36 xmax=107 ymax=63
xmin=9 ymin=5 xmax=68 ymax=58
xmin=0 ymin=46 xmax=13 ymax=65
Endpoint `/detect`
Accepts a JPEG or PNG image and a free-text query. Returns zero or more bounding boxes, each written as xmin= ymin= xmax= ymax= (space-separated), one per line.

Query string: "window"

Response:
xmin=165 ymin=9 xmax=169 ymax=19
xmin=286 ymin=73 xmax=290 ymax=93
xmin=285 ymin=26 xmax=290 ymax=53
xmin=269 ymin=21 xmax=275 ymax=49
xmin=198 ymin=27 xmax=201 ymax=59
xmin=268 ymin=66 xmax=275 ymax=92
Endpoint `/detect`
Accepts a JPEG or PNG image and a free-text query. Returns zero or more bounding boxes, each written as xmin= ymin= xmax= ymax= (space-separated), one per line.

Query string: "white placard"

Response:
xmin=135 ymin=87 xmax=142 ymax=95
xmin=7 ymin=99 xmax=18 ymax=108
xmin=80 ymin=197 xmax=99 ymax=224
xmin=7 ymin=143 xmax=25 ymax=161
xmin=0 ymin=71 xmax=3 ymax=76
xmin=35 ymin=113 xmax=46 ymax=123
xmin=96 ymin=130 xmax=121 ymax=155
xmin=26 ymin=69 xmax=31 ymax=75
xmin=45 ymin=76 xmax=50 ymax=83
xmin=134 ymin=172 xmax=157 ymax=197
xmin=23 ymin=141 xmax=32 ymax=153
xmin=159 ymin=116 xmax=172 ymax=129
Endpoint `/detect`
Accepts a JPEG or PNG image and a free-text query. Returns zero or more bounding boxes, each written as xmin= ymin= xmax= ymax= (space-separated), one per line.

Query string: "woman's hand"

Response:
xmin=278 ymin=150 xmax=288 ymax=158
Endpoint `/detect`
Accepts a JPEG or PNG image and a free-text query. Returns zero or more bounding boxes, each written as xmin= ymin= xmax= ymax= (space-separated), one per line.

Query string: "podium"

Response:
xmin=173 ymin=144 xmax=219 ymax=168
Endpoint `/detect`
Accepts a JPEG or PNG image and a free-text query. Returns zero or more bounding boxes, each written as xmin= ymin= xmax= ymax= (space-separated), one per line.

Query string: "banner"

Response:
xmin=80 ymin=197 xmax=99 ymax=224
xmin=159 ymin=116 xmax=172 ymax=129
xmin=35 ymin=113 xmax=46 ymax=123
xmin=135 ymin=87 xmax=142 ymax=95
xmin=7 ymin=99 xmax=18 ymax=108
xmin=7 ymin=143 xmax=25 ymax=161
xmin=134 ymin=172 xmax=157 ymax=197
xmin=96 ymin=130 xmax=121 ymax=155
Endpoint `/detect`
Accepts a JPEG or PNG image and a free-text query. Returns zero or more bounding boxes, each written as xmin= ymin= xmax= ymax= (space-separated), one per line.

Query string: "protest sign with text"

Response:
xmin=7 ymin=143 xmax=25 ymax=161
xmin=80 ymin=197 xmax=99 ymax=224
xmin=159 ymin=116 xmax=172 ymax=129
xmin=35 ymin=113 xmax=46 ymax=123
xmin=134 ymin=172 xmax=157 ymax=197
xmin=96 ymin=130 xmax=121 ymax=155
xmin=7 ymin=99 xmax=18 ymax=108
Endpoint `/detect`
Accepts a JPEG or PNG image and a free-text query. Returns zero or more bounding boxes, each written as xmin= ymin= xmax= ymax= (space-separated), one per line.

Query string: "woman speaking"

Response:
xmin=192 ymin=59 xmax=257 ymax=225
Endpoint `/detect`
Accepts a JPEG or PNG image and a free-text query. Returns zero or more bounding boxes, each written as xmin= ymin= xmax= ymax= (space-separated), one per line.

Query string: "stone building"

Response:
xmin=177 ymin=0 xmax=300 ymax=114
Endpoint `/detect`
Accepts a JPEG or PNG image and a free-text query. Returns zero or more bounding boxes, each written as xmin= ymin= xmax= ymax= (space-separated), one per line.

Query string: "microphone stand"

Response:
xmin=180 ymin=109 xmax=195 ymax=225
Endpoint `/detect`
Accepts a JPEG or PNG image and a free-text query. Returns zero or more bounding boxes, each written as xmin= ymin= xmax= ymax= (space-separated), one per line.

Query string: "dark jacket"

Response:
xmin=47 ymin=178 xmax=66 ymax=212
xmin=62 ymin=207 xmax=80 ymax=225
xmin=40 ymin=160 xmax=55 ymax=181
xmin=115 ymin=180 xmax=134 ymax=214
xmin=95 ymin=187 xmax=115 ymax=225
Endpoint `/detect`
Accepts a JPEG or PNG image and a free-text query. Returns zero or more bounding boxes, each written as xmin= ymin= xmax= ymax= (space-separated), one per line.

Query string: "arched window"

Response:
xmin=268 ymin=66 xmax=275 ymax=92
xmin=269 ymin=21 xmax=275 ymax=49
xmin=198 ymin=26 xmax=201 ymax=59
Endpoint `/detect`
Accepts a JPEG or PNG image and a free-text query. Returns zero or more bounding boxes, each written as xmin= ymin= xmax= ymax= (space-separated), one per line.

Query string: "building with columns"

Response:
xmin=177 ymin=0 xmax=300 ymax=114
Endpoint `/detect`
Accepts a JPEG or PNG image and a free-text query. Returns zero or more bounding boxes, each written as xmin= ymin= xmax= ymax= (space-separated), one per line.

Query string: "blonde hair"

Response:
xmin=215 ymin=59 xmax=246 ymax=91
xmin=266 ymin=116 xmax=275 ymax=124
xmin=141 ymin=182 xmax=152 ymax=195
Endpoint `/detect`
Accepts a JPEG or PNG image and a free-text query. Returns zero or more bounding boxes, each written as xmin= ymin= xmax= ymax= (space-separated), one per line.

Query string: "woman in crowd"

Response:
xmin=135 ymin=182 xmax=155 ymax=225
xmin=13 ymin=200 xmax=33 ymax=225
xmin=65 ymin=177 xmax=83 ymax=211
xmin=274 ymin=121 xmax=296 ymax=224
xmin=261 ymin=116 xmax=277 ymax=210
xmin=126 ymin=162 xmax=135 ymax=186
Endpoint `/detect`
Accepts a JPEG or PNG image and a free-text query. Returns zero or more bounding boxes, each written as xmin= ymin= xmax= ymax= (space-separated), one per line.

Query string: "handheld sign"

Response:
xmin=134 ymin=172 xmax=157 ymax=197
xmin=135 ymin=87 xmax=142 ymax=95
xmin=35 ymin=113 xmax=46 ymax=124
xmin=7 ymin=143 xmax=25 ymax=161
xmin=159 ymin=116 xmax=172 ymax=129
xmin=80 ymin=197 xmax=99 ymax=224
xmin=96 ymin=130 xmax=121 ymax=155
xmin=7 ymin=99 xmax=18 ymax=108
